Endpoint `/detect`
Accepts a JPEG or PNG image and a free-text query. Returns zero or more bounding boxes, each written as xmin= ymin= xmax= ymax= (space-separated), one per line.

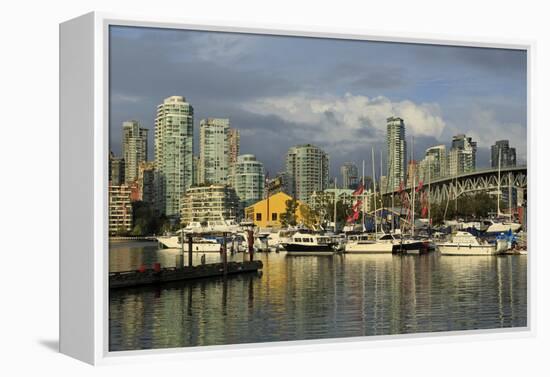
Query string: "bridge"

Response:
xmin=382 ymin=165 xmax=527 ymax=204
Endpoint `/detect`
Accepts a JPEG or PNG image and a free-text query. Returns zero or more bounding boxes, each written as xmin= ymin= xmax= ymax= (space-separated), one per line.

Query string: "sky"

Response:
xmin=109 ymin=25 xmax=527 ymax=178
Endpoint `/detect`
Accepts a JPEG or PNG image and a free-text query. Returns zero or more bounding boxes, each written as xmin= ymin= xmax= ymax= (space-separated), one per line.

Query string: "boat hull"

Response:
xmin=283 ymin=243 xmax=335 ymax=255
xmin=393 ymin=240 xmax=428 ymax=254
xmin=344 ymin=242 xmax=394 ymax=254
xmin=486 ymin=223 xmax=522 ymax=234
xmin=437 ymin=244 xmax=499 ymax=255
xmin=157 ymin=237 xmax=222 ymax=252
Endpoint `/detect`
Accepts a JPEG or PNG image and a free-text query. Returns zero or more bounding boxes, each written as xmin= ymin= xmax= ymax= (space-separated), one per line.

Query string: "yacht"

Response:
xmin=344 ymin=233 xmax=395 ymax=253
xmin=437 ymin=231 xmax=501 ymax=255
xmin=282 ymin=231 xmax=336 ymax=255
xmin=182 ymin=219 xmax=241 ymax=234
xmin=157 ymin=231 xmax=222 ymax=252
xmin=265 ymin=228 xmax=297 ymax=251
xmin=482 ymin=219 xmax=521 ymax=234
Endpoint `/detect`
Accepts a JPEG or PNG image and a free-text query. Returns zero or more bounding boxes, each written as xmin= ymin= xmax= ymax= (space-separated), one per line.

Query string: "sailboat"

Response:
xmin=397 ymin=136 xmax=429 ymax=254
xmin=485 ymin=148 xmax=521 ymax=234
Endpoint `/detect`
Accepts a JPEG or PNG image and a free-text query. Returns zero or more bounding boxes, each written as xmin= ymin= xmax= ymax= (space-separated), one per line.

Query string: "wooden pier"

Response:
xmin=109 ymin=261 xmax=263 ymax=289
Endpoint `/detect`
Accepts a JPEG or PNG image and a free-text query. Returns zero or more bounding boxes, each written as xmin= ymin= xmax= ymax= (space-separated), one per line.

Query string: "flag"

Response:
xmin=346 ymin=209 xmax=360 ymax=223
xmin=352 ymin=200 xmax=363 ymax=211
xmin=352 ymin=183 xmax=364 ymax=196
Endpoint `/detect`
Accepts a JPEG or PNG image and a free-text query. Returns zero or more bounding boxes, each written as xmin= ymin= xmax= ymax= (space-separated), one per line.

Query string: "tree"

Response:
xmin=280 ymin=198 xmax=299 ymax=227
xmin=300 ymin=204 xmax=320 ymax=229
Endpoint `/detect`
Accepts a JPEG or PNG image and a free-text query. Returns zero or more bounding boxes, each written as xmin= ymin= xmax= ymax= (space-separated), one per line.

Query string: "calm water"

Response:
xmin=109 ymin=241 xmax=528 ymax=351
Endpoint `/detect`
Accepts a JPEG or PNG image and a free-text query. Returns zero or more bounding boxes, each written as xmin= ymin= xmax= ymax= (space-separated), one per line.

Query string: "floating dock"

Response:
xmin=109 ymin=261 xmax=263 ymax=289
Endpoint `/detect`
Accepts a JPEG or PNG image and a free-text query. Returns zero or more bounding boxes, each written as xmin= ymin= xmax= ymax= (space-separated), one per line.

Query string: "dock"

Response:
xmin=109 ymin=261 xmax=263 ymax=289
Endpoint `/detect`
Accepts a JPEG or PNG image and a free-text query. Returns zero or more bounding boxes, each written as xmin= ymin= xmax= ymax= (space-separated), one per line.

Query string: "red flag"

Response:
xmin=346 ymin=208 xmax=360 ymax=223
xmin=352 ymin=183 xmax=364 ymax=196
xmin=352 ymin=200 xmax=363 ymax=211
xmin=421 ymin=207 xmax=428 ymax=217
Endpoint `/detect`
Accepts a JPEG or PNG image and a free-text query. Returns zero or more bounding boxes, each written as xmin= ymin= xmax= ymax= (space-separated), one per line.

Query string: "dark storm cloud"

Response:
xmin=109 ymin=26 xmax=527 ymax=178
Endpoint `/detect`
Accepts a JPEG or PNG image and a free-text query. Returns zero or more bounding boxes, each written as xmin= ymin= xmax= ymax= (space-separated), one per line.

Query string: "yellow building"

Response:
xmin=244 ymin=192 xmax=310 ymax=228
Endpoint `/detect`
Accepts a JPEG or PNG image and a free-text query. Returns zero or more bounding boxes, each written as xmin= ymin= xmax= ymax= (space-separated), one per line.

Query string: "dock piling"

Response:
xmin=247 ymin=229 xmax=254 ymax=262
xmin=188 ymin=234 xmax=193 ymax=267
xmin=222 ymin=233 xmax=228 ymax=275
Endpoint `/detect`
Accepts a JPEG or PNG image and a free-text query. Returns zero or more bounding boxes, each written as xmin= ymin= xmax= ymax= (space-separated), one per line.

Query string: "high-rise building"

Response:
xmin=449 ymin=134 xmax=477 ymax=176
xmin=180 ymin=184 xmax=240 ymax=224
xmin=423 ymin=145 xmax=447 ymax=180
xmin=192 ymin=155 xmax=200 ymax=186
xmin=199 ymin=118 xmax=230 ymax=185
xmin=231 ymin=154 xmax=265 ymax=208
xmin=285 ymin=144 xmax=329 ymax=204
xmin=109 ymin=152 xmax=125 ymax=186
xmin=122 ymin=120 xmax=148 ymax=183
xmin=491 ymin=140 xmax=516 ymax=168
xmin=108 ymin=184 xmax=133 ymax=235
xmin=386 ymin=117 xmax=407 ymax=191
xmin=340 ymin=162 xmax=359 ymax=190
xmin=406 ymin=160 xmax=420 ymax=188
xmin=228 ymin=128 xmax=240 ymax=184
xmin=154 ymin=96 xmax=194 ymax=218
xmin=137 ymin=161 xmax=155 ymax=207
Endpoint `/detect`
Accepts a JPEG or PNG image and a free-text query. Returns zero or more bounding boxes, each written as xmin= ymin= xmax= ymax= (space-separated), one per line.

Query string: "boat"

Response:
xmin=265 ymin=228 xmax=298 ymax=251
xmin=344 ymin=233 xmax=395 ymax=253
xmin=483 ymin=148 xmax=521 ymax=235
xmin=344 ymin=233 xmax=428 ymax=254
xmin=282 ymin=231 xmax=336 ymax=255
xmin=182 ymin=219 xmax=241 ymax=234
xmin=157 ymin=231 xmax=222 ymax=252
xmin=437 ymin=231 xmax=501 ymax=255
xmin=482 ymin=219 xmax=522 ymax=234
xmin=394 ymin=236 xmax=431 ymax=254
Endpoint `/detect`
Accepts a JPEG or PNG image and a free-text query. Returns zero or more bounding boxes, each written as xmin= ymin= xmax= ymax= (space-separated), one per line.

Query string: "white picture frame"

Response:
xmin=59 ymin=11 xmax=535 ymax=365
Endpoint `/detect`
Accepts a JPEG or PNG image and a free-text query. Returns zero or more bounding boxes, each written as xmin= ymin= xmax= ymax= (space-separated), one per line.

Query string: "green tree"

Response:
xmin=300 ymin=204 xmax=320 ymax=229
xmin=280 ymin=198 xmax=299 ymax=227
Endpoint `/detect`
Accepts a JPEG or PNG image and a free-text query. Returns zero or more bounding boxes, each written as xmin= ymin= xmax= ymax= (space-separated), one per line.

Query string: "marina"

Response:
xmin=109 ymin=240 xmax=527 ymax=351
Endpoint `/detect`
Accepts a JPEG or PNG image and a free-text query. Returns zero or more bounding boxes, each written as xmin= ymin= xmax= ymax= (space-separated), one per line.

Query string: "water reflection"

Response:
xmin=109 ymin=242 xmax=527 ymax=351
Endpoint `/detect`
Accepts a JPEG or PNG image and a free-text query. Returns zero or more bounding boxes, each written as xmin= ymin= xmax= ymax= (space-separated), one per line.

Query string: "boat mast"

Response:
xmin=508 ymin=172 xmax=512 ymax=221
xmin=380 ymin=150 xmax=384 ymax=230
xmin=372 ymin=147 xmax=378 ymax=237
xmin=497 ymin=148 xmax=501 ymax=217
xmin=411 ymin=136 xmax=415 ymax=236
xmin=362 ymin=159 xmax=366 ymax=231
xmin=428 ymin=160 xmax=431 ymax=230
xmin=391 ymin=154 xmax=395 ymax=233
xmin=333 ymin=177 xmax=337 ymax=233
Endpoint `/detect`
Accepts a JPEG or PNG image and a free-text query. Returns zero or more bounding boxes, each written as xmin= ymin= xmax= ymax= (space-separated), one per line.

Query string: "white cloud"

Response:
xmin=243 ymin=93 xmax=446 ymax=146
xmin=465 ymin=108 xmax=526 ymax=163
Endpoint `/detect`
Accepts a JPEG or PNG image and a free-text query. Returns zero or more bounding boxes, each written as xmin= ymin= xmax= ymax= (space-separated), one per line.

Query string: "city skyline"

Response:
xmin=109 ymin=25 xmax=527 ymax=178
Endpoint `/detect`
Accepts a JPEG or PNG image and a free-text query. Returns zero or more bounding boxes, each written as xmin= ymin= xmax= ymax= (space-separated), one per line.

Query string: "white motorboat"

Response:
xmin=344 ymin=233 xmax=395 ymax=253
xmin=282 ymin=231 xmax=336 ymax=255
xmin=157 ymin=231 xmax=222 ymax=252
xmin=182 ymin=219 xmax=241 ymax=234
xmin=483 ymin=219 xmax=521 ymax=234
xmin=437 ymin=231 xmax=501 ymax=255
